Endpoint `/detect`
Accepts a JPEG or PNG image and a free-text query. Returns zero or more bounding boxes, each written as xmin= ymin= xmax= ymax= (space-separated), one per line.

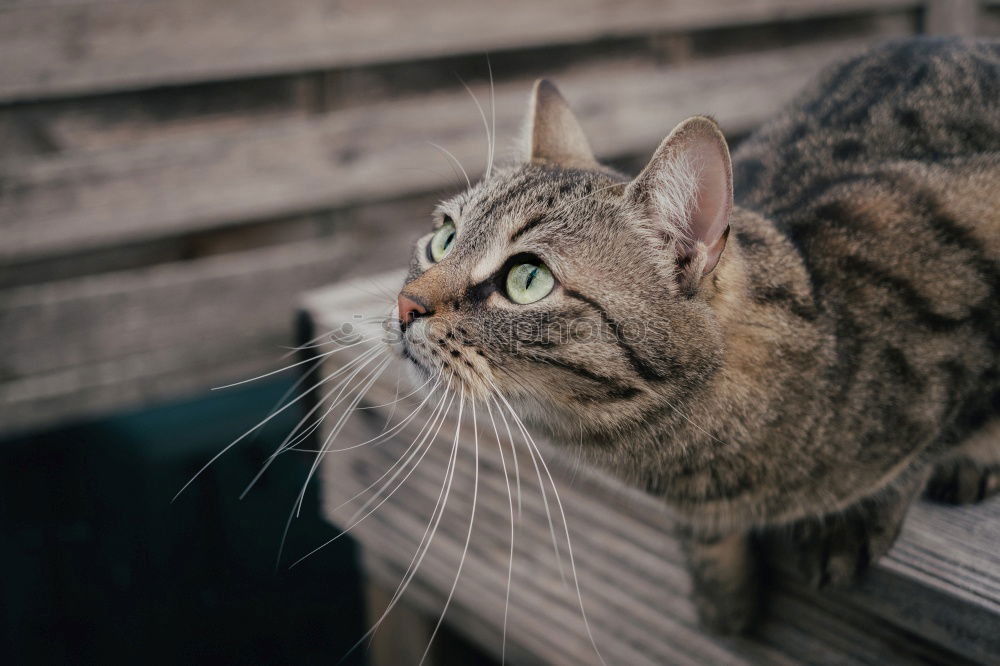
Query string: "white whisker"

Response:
xmin=490 ymin=383 xmax=607 ymax=666
xmin=280 ymin=348 xmax=388 ymax=453
xmin=662 ymin=395 xmax=731 ymax=449
xmin=357 ymin=371 xmax=437 ymax=411
xmin=487 ymin=55 xmax=496 ymax=181
xmin=381 ymin=361 xmax=405 ymax=429
xmin=459 ymin=77 xmax=493 ymax=181
xmin=290 ymin=377 xmax=453 ymax=568
xmin=291 ymin=370 xmax=440 ymax=456
xmin=239 ymin=346 xmax=386 ymax=498
xmin=342 ymin=379 xmax=463 ymax=659
xmin=336 ymin=380 xmax=451 ymax=529
xmin=492 ymin=396 xmax=565 ymax=583
xmin=492 ymin=391 xmax=523 ymax=518
xmin=246 ymin=353 xmax=326 ymax=445
xmin=213 ymin=337 xmax=375 ymax=390
xmin=429 ymin=141 xmax=472 ymax=191
xmin=172 ymin=346 xmax=381 ymax=503
xmin=240 ymin=348 xmax=414 ymax=499
xmin=485 ymin=396 xmax=514 ymax=666
xmin=335 ymin=378 xmax=449 ymax=520
xmin=279 ymin=323 xmax=383 ymax=357
xmin=420 ymin=390 xmax=478 ymax=665
xmin=275 ymin=356 xmax=390 ymax=567
xmin=295 ymin=357 xmax=391 ymax=517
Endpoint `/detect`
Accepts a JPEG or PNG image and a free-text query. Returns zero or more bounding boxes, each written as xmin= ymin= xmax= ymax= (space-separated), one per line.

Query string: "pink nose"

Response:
xmin=397 ymin=293 xmax=428 ymax=330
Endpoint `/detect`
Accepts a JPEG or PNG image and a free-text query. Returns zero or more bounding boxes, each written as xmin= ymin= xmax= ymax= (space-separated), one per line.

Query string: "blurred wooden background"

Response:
xmin=2 ymin=0 xmax=999 ymax=435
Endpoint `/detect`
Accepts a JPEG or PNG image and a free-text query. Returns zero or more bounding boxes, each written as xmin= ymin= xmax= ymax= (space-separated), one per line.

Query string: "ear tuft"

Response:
xmin=625 ymin=116 xmax=733 ymax=288
xmin=523 ymin=79 xmax=598 ymax=169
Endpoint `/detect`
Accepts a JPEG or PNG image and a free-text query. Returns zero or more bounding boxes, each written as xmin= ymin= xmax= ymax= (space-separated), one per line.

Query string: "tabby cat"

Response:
xmin=392 ymin=38 xmax=1000 ymax=632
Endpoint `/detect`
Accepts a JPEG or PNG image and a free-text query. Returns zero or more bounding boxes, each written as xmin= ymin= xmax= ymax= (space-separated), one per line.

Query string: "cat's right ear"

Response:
xmin=521 ymin=79 xmax=598 ymax=169
xmin=625 ymin=116 xmax=733 ymax=290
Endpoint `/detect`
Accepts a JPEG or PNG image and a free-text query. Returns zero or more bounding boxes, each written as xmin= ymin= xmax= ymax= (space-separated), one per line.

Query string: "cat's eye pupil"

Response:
xmin=505 ymin=261 xmax=554 ymax=305
xmin=429 ymin=221 xmax=457 ymax=262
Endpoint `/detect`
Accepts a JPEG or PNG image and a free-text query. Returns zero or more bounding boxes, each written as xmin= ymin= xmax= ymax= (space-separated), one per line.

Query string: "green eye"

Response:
xmin=506 ymin=262 xmax=555 ymax=304
xmin=429 ymin=221 xmax=456 ymax=262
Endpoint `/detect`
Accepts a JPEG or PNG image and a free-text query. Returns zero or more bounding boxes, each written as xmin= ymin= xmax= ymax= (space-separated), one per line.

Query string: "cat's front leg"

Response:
xmin=777 ymin=473 xmax=925 ymax=588
xmin=926 ymin=418 xmax=1000 ymax=504
xmin=680 ymin=530 xmax=761 ymax=634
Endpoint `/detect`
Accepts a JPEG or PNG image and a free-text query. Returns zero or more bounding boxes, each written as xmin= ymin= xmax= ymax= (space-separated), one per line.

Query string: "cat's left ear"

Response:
xmin=522 ymin=79 xmax=599 ymax=169
xmin=625 ymin=116 xmax=733 ymax=287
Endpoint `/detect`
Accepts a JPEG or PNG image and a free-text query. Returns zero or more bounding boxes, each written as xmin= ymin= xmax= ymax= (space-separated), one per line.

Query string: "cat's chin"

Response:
xmin=511 ymin=397 xmax=636 ymax=451
xmin=397 ymin=341 xmax=432 ymax=378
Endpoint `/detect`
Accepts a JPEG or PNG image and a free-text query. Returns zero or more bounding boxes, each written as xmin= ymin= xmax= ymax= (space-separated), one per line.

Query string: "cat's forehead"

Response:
xmin=428 ymin=165 xmax=631 ymax=282
xmin=443 ymin=164 xmax=623 ymax=245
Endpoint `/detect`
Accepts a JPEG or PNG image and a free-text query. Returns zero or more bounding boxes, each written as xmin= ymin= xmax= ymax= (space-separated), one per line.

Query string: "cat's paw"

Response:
xmin=786 ymin=506 xmax=905 ymax=589
xmin=690 ymin=588 xmax=758 ymax=635
xmin=791 ymin=519 xmax=869 ymax=588
xmin=926 ymin=457 xmax=1000 ymax=505
xmin=681 ymin=532 xmax=761 ymax=635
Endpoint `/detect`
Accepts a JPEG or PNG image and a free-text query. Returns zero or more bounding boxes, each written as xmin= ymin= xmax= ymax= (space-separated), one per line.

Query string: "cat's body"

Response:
xmin=604 ymin=38 xmax=1000 ymax=530
xmin=393 ymin=38 xmax=1000 ymax=631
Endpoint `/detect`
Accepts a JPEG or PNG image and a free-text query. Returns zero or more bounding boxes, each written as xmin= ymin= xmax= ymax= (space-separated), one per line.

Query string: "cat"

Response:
xmin=390 ymin=37 xmax=1000 ymax=633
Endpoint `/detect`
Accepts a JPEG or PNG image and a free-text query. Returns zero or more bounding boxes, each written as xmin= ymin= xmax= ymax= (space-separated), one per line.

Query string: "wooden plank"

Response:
xmin=302 ymin=273 xmax=997 ymax=665
xmin=361 ymin=554 xmax=550 ymax=666
xmin=0 ymin=211 xmax=328 ymax=290
xmin=0 ymin=0 xmax=923 ymax=102
xmin=0 ymin=201 xmax=420 ymax=434
xmin=0 ymin=229 xmax=396 ymax=382
xmin=0 ymin=38 xmax=898 ymax=265
xmin=980 ymin=3 xmax=1000 ymax=35
xmin=0 ymin=334 xmax=277 ymax=435
xmin=924 ymin=0 xmax=981 ymax=33
xmin=0 ymin=75 xmax=316 ymax=160
xmin=820 ymin=502 xmax=1000 ymax=664
xmin=364 ymin=579 xmax=439 ymax=666
xmin=323 ymin=383 xmax=980 ymax=665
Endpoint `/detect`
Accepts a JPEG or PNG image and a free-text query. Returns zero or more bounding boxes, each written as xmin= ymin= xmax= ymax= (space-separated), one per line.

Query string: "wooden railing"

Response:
xmin=2 ymin=1 xmax=997 ymax=434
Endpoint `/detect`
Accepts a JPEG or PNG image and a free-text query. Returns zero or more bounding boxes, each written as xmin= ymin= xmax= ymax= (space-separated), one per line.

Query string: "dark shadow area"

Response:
xmin=0 ymin=378 xmax=365 ymax=665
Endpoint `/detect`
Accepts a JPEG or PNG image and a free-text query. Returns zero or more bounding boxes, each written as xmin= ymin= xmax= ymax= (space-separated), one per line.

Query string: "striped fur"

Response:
xmin=395 ymin=38 xmax=1000 ymax=631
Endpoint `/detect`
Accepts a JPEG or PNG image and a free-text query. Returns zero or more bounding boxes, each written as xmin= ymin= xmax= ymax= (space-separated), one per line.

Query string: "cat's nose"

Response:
xmin=397 ymin=293 xmax=429 ymax=331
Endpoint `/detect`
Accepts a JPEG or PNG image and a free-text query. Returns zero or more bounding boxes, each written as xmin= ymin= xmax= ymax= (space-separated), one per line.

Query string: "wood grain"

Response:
xmin=0 ymin=39 xmax=888 ymax=265
xmin=925 ymin=0 xmax=982 ymax=33
xmin=0 ymin=333 xmax=277 ymax=436
xmin=0 ymin=204 xmax=417 ymax=434
xmin=0 ymin=0 xmax=922 ymax=102
xmin=0 ymin=37 xmax=901 ymax=434
xmin=301 ymin=273 xmax=998 ymax=665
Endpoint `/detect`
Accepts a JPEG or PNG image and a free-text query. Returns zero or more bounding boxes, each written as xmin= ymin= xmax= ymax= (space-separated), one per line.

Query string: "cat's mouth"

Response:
xmin=399 ymin=338 xmax=433 ymax=378
xmin=397 ymin=323 xmax=494 ymax=399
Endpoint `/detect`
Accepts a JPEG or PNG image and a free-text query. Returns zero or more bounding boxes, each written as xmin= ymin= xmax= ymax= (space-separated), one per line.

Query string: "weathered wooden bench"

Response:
xmin=299 ymin=272 xmax=999 ymax=666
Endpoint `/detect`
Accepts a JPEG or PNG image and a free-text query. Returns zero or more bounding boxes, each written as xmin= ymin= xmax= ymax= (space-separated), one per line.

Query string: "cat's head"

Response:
xmin=392 ymin=80 xmax=734 ymax=443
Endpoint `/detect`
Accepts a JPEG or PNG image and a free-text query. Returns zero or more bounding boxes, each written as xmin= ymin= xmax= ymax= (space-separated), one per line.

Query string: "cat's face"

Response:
xmin=392 ymin=81 xmax=734 ymax=445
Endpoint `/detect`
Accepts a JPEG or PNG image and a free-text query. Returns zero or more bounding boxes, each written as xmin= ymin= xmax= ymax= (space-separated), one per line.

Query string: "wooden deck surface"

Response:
xmin=301 ymin=273 xmax=1000 ymax=666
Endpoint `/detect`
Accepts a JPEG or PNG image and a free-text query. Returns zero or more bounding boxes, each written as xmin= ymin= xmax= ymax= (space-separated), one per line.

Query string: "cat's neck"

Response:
xmin=711 ymin=207 xmax=827 ymax=394
xmin=553 ymin=206 xmax=837 ymax=530
xmin=648 ymin=206 xmax=836 ymax=529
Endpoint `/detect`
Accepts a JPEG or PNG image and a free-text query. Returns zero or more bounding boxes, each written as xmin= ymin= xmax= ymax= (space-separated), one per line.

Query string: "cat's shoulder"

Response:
xmin=732 ymin=38 xmax=1000 ymax=212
